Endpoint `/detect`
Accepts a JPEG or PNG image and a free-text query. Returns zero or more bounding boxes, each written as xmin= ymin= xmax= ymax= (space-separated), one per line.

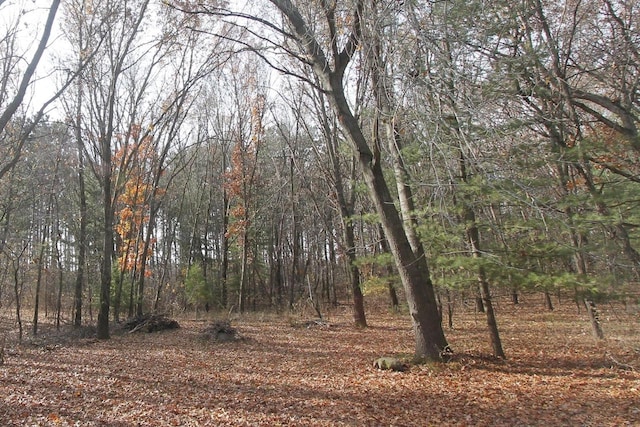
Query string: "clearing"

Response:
xmin=0 ymin=298 xmax=639 ymax=426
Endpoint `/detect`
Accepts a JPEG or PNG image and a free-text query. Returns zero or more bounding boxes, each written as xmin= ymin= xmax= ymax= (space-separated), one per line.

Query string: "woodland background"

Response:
xmin=0 ymin=0 xmax=639 ymax=362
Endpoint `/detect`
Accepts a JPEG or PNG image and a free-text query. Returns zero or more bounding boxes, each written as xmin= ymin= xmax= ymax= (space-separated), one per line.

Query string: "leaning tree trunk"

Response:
xmin=269 ymin=0 xmax=448 ymax=360
xmin=337 ymin=80 xmax=448 ymax=358
xmin=584 ymin=299 xmax=604 ymax=339
xmin=458 ymin=145 xmax=505 ymax=359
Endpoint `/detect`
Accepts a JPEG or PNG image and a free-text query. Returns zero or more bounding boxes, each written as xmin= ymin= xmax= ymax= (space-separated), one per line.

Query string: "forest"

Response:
xmin=0 ymin=0 xmax=639 ymax=423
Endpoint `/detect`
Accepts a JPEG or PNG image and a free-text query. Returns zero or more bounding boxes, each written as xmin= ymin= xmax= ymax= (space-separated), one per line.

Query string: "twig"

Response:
xmin=606 ymin=352 xmax=636 ymax=371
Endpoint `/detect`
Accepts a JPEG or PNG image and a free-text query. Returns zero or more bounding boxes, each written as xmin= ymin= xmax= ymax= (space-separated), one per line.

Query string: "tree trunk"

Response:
xmin=221 ymin=188 xmax=230 ymax=308
xmin=475 ymin=294 xmax=485 ymax=313
xmin=12 ymin=247 xmax=26 ymax=342
xmin=479 ymin=271 xmax=505 ymax=358
xmin=14 ymin=268 xmax=23 ymax=341
xmin=314 ymin=80 xmax=366 ymax=326
xmin=445 ymin=288 xmax=454 ymax=329
xmin=544 ymin=291 xmax=554 ymax=311
xmin=98 ymin=151 xmax=113 ymax=340
xmin=335 ymin=74 xmax=448 ymax=357
xmin=585 ymin=299 xmax=605 ymax=339
xmin=74 ymin=155 xmax=87 ymax=327
xmin=329 ymin=144 xmax=366 ymax=325
xmin=113 ymin=267 xmax=125 ymax=322
xmin=377 ymin=225 xmax=399 ymax=311
xmin=345 ymin=222 xmax=367 ymax=327
xmin=55 ymin=218 xmax=64 ymax=331
xmin=135 ymin=200 xmax=160 ymax=317
xmin=238 ymin=229 xmax=248 ymax=313
xmin=457 ymin=137 xmax=505 ymax=358
xmin=33 ymin=223 xmax=49 ymax=336
xmin=73 ymin=61 xmax=86 ymax=327
xmin=358 ymin=150 xmax=447 ymax=357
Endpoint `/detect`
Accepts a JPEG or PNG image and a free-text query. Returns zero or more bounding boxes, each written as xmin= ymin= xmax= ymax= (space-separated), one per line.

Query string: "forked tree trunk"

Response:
xmin=270 ymin=0 xmax=448 ymax=360
xmin=360 ymin=159 xmax=448 ymax=358
xmin=337 ymin=86 xmax=448 ymax=357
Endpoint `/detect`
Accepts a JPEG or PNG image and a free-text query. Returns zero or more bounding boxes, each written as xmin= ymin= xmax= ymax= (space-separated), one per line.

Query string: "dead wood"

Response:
xmin=202 ymin=320 xmax=238 ymax=342
xmin=123 ymin=314 xmax=180 ymax=333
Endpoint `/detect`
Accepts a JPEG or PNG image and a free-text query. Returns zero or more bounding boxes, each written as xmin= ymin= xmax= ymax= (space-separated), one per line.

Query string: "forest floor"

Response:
xmin=0 ymin=297 xmax=639 ymax=426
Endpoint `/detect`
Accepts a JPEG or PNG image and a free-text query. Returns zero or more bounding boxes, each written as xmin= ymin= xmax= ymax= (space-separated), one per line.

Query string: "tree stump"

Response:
xmin=202 ymin=321 xmax=238 ymax=342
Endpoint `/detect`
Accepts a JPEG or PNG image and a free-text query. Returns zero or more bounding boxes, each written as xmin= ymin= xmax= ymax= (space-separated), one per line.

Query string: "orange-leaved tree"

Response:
xmin=224 ymin=93 xmax=265 ymax=313
xmin=113 ymin=124 xmax=161 ymax=319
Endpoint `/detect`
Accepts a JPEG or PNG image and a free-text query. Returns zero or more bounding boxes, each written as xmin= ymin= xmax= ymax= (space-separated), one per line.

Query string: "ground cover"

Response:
xmin=0 ymin=297 xmax=638 ymax=426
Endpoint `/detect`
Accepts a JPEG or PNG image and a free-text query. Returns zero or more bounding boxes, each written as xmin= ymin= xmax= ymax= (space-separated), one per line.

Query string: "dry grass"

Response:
xmin=0 ymin=297 xmax=638 ymax=426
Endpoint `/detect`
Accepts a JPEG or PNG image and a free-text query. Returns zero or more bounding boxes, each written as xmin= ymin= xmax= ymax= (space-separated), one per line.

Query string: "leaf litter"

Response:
xmin=0 ymin=301 xmax=638 ymax=426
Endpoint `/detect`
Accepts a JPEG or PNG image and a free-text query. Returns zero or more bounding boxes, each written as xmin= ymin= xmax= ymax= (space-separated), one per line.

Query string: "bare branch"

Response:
xmin=0 ymin=0 xmax=60 ymax=135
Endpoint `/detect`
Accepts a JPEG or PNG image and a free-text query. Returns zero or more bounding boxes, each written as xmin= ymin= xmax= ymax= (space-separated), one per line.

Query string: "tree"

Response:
xmin=235 ymin=0 xmax=450 ymax=359
xmin=224 ymin=86 xmax=264 ymax=313
xmin=64 ymin=0 xmax=157 ymax=338
xmin=184 ymin=261 xmax=210 ymax=315
xmin=489 ymin=0 xmax=640 ymax=334
xmin=282 ymin=78 xmax=368 ymax=326
xmin=399 ymin=0 xmax=505 ymax=357
xmin=113 ymin=132 xmax=156 ymax=320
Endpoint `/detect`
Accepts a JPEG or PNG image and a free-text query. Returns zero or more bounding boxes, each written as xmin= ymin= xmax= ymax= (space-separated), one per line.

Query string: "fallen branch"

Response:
xmin=606 ymin=352 xmax=636 ymax=371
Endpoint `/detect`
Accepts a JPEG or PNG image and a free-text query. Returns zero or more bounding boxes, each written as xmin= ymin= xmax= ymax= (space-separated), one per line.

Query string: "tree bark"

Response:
xmin=585 ymin=299 xmax=605 ymax=339
xmin=544 ymin=291 xmax=554 ymax=311
xmin=455 ymin=131 xmax=505 ymax=358
xmin=338 ymin=81 xmax=448 ymax=357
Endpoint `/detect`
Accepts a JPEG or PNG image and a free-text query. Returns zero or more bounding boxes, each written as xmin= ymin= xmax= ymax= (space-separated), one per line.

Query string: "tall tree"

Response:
xmin=284 ymin=79 xmax=368 ymax=326
xmin=253 ymin=0 xmax=449 ymax=359
xmin=66 ymin=0 xmax=155 ymax=338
